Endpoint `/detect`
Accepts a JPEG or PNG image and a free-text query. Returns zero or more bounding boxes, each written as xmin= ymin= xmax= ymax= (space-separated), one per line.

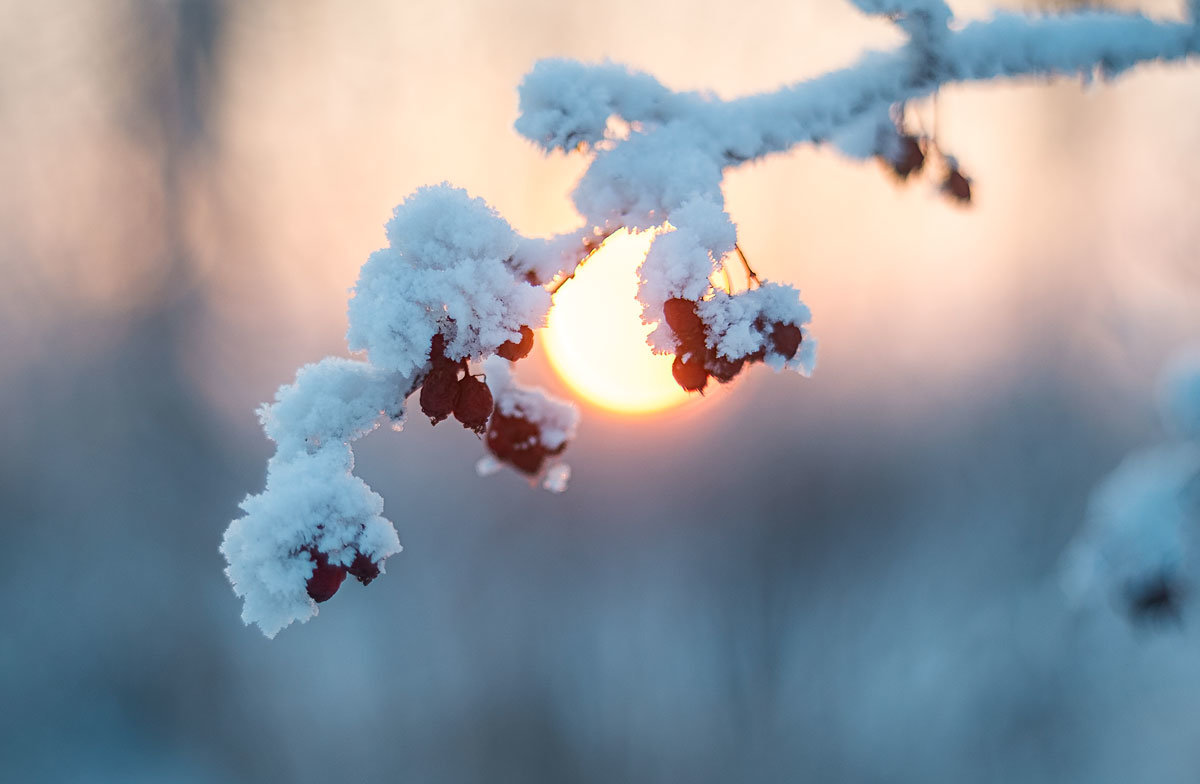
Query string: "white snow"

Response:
xmin=220 ymin=445 xmax=401 ymax=638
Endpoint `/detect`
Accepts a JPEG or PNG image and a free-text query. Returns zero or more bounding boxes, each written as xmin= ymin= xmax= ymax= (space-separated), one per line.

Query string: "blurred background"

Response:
xmin=3 ymin=0 xmax=1200 ymax=781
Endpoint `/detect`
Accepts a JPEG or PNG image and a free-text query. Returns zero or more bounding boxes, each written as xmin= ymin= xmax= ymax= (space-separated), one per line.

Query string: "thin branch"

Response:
xmin=734 ymin=244 xmax=761 ymax=288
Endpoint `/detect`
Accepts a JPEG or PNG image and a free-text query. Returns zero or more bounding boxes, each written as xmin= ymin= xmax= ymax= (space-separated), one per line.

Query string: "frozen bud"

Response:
xmin=771 ymin=323 xmax=803 ymax=360
xmin=672 ymin=352 xmax=709 ymax=393
xmin=420 ymin=365 xmax=460 ymax=424
xmin=496 ymin=326 xmax=536 ymax=362
xmin=305 ymin=549 xmax=347 ymax=603
xmin=454 ymin=374 xmax=494 ymax=434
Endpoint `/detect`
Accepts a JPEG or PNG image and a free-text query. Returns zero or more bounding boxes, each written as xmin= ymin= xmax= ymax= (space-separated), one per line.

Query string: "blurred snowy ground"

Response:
xmin=2 ymin=1 xmax=1200 ymax=781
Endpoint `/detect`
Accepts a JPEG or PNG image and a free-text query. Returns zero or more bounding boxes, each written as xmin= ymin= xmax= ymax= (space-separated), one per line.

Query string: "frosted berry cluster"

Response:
xmin=663 ymin=286 xmax=812 ymax=394
xmin=222 ymin=186 xmax=579 ymax=637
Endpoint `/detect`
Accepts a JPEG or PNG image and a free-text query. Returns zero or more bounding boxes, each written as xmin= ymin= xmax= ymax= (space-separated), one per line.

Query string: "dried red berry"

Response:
xmin=672 ymin=352 xmax=709 ymax=393
xmin=944 ymin=169 xmax=971 ymax=203
xmin=347 ymin=552 xmax=381 ymax=586
xmin=770 ymin=323 xmax=803 ymax=360
xmin=663 ymin=298 xmax=705 ymax=348
xmin=889 ymin=135 xmax=925 ymax=179
xmin=706 ymin=349 xmax=745 ymax=383
xmin=454 ymin=374 xmax=493 ymax=433
xmin=486 ymin=410 xmax=548 ymax=474
xmin=496 ymin=326 xmax=535 ymax=362
xmin=305 ymin=550 xmax=347 ymax=603
xmin=420 ymin=364 xmax=460 ymax=424
xmin=507 ymin=443 xmax=548 ymax=475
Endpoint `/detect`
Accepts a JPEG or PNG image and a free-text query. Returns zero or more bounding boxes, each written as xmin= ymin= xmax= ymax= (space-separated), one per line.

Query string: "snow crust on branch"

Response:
xmin=259 ymin=357 xmax=410 ymax=457
xmin=518 ymin=11 xmax=1198 ymax=177
xmin=347 ymin=185 xmax=551 ymax=377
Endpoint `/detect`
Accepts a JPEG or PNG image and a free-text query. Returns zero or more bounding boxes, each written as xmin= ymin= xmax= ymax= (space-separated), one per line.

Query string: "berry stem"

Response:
xmin=734 ymin=244 xmax=761 ymax=288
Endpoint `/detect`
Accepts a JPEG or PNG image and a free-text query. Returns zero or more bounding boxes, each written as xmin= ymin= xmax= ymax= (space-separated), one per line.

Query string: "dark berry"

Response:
xmin=672 ymin=352 xmax=708 ymax=393
xmin=486 ymin=410 xmax=547 ymax=475
xmin=770 ymin=323 xmax=803 ymax=360
xmin=496 ymin=326 xmax=535 ymax=362
xmin=507 ymin=443 xmax=548 ymax=475
xmin=663 ymin=298 xmax=705 ymax=348
xmin=1126 ymin=573 xmax=1186 ymax=626
xmin=454 ymin=374 xmax=493 ymax=433
xmin=944 ymin=168 xmax=971 ymax=203
xmin=706 ymin=348 xmax=745 ymax=383
xmin=420 ymin=364 xmax=460 ymax=424
xmin=348 ymin=552 xmax=381 ymax=586
xmin=305 ymin=550 xmax=347 ymax=603
xmin=889 ymin=135 xmax=924 ymax=179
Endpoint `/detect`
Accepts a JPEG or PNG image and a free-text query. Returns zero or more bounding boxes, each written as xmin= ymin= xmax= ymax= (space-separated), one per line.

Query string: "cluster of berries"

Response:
xmin=304 ymin=546 xmax=382 ymax=604
xmin=883 ymin=129 xmax=972 ymax=205
xmin=417 ymin=327 xmax=535 ymax=432
xmin=662 ymin=297 xmax=803 ymax=394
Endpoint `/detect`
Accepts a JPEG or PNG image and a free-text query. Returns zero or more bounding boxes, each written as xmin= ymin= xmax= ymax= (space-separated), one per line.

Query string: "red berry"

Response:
xmin=454 ymin=374 xmax=493 ymax=433
xmin=420 ymin=364 xmax=460 ymax=424
xmin=889 ymin=135 xmax=924 ymax=179
xmin=347 ymin=552 xmax=381 ymax=586
xmin=496 ymin=326 xmax=535 ymax=362
xmin=770 ymin=323 xmax=803 ymax=360
xmin=706 ymin=349 xmax=745 ymax=383
xmin=486 ymin=411 xmax=547 ymax=474
xmin=305 ymin=550 xmax=347 ymax=603
xmin=663 ymin=298 xmax=705 ymax=348
xmin=672 ymin=352 xmax=709 ymax=393
xmin=507 ymin=443 xmax=548 ymax=475
xmin=944 ymin=169 xmax=971 ymax=203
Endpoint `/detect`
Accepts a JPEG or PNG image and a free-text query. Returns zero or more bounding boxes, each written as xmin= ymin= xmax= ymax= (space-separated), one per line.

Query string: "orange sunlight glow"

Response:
xmin=543 ymin=229 xmax=693 ymax=415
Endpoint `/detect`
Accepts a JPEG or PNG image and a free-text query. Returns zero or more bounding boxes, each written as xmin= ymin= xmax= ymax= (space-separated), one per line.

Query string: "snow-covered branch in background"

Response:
xmin=1064 ymin=353 xmax=1200 ymax=624
xmin=222 ymin=0 xmax=1200 ymax=636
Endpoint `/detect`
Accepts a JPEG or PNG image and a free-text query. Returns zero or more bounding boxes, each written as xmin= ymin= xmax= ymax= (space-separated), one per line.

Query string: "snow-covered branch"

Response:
xmin=222 ymin=0 xmax=1200 ymax=636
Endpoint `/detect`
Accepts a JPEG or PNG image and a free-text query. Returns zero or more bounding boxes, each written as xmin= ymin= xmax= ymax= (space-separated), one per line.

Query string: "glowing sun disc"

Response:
xmin=543 ymin=229 xmax=691 ymax=415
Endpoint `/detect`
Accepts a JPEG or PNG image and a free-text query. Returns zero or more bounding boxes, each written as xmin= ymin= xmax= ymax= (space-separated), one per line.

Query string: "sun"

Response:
xmin=542 ymin=229 xmax=692 ymax=415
